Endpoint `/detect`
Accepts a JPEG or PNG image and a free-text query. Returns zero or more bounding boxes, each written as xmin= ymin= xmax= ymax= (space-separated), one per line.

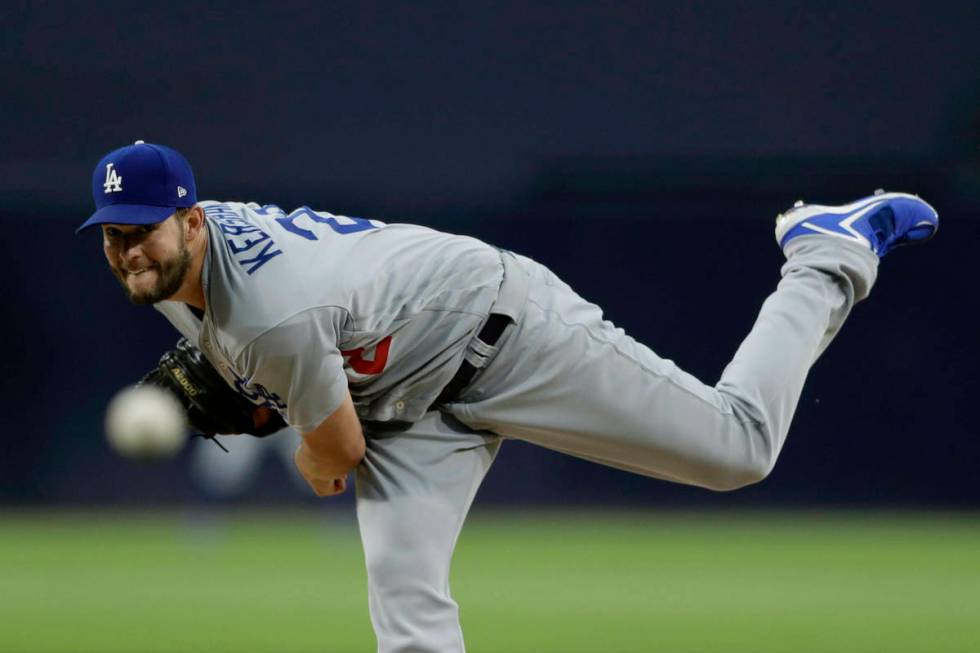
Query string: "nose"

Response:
xmin=119 ymin=238 xmax=146 ymax=269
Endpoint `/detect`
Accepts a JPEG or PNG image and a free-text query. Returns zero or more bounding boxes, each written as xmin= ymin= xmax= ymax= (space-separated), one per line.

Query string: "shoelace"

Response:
xmin=190 ymin=432 xmax=229 ymax=452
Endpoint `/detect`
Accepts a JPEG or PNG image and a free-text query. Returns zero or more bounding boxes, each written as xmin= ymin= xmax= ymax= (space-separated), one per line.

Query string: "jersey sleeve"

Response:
xmin=235 ymin=307 xmax=349 ymax=433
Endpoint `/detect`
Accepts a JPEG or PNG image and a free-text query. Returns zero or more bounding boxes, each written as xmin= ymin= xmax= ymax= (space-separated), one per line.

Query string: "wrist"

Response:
xmin=297 ymin=439 xmax=358 ymax=478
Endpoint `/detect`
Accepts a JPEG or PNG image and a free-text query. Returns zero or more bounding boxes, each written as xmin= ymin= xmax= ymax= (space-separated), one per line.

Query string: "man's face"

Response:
xmin=102 ymin=215 xmax=191 ymax=305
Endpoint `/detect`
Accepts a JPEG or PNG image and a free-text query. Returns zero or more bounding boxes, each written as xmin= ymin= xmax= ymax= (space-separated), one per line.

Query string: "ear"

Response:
xmin=183 ymin=206 xmax=206 ymax=242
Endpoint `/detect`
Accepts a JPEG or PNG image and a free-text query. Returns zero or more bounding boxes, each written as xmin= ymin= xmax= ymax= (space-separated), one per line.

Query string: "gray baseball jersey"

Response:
xmin=155 ymin=201 xmax=504 ymax=431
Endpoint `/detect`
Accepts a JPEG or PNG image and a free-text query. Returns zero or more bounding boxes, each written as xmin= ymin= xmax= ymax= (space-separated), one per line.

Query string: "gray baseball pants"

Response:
xmin=355 ymin=237 xmax=878 ymax=653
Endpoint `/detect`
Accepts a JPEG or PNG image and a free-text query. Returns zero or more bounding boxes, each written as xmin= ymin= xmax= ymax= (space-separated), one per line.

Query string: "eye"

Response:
xmin=104 ymin=227 xmax=121 ymax=238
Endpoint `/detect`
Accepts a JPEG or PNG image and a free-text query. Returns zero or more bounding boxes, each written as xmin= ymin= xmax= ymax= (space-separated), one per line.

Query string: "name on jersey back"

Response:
xmin=204 ymin=203 xmax=283 ymax=275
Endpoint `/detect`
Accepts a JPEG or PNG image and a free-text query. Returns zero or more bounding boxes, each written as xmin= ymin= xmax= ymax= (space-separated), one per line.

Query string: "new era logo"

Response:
xmin=103 ymin=163 xmax=122 ymax=193
xmin=177 ymin=186 xmax=187 ymax=198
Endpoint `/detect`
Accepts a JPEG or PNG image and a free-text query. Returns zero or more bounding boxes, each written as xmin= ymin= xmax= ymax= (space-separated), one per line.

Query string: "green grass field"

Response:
xmin=1 ymin=509 xmax=978 ymax=652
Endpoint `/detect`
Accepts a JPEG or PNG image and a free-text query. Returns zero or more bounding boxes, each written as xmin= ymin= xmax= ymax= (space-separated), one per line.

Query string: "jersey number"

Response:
xmin=255 ymin=205 xmax=377 ymax=241
xmin=341 ymin=336 xmax=392 ymax=375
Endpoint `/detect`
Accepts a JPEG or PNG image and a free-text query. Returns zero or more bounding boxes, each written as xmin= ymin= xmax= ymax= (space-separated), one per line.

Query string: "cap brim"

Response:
xmin=75 ymin=204 xmax=177 ymax=234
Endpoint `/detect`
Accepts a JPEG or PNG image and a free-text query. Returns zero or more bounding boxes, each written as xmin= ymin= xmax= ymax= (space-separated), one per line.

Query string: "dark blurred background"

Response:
xmin=2 ymin=0 xmax=977 ymax=507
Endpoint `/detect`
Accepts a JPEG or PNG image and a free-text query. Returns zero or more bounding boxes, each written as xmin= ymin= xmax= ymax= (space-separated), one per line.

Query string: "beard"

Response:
xmin=112 ymin=241 xmax=191 ymax=305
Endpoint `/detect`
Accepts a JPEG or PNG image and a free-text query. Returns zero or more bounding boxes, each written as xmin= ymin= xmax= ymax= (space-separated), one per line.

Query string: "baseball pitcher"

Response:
xmin=79 ymin=141 xmax=939 ymax=653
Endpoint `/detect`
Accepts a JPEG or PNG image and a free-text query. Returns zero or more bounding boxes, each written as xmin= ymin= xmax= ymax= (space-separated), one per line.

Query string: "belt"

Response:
xmin=435 ymin=313 xmax=511 ymax=404
xmin=434 ymin=250 xmax=529 ymax=405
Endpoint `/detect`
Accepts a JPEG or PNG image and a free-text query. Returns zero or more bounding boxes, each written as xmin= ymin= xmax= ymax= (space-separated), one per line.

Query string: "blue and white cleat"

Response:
xmin=775 ymin=190 xmax=938 ymax=257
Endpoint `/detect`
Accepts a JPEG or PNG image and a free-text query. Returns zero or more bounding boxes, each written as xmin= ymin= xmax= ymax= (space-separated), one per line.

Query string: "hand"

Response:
xmin=294 ymin=440 xmax=349 ymax=497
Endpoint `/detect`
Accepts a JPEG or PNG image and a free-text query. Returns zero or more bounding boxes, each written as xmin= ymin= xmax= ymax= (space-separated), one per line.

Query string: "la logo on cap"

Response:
xmin=103 ymin=163 xmax=122 ymax=194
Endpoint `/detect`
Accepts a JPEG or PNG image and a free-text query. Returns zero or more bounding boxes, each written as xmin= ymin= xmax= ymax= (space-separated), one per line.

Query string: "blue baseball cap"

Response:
xmin=76 ymin=140 xmax=197 ymax=233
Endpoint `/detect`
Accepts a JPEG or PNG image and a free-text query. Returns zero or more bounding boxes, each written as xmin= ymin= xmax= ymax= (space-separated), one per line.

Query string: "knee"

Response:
xmin=365 ymin=547 xmax=444 ymax=598
xmin=696 ymin=395 xmax=781 ymax=492
xmin=701 ymin=454 xmax=775 ymax=492
xmin=699 ymin=423 xmax=778 ymax=492
xmin=360 ymin=503 xmax=452 ymax=594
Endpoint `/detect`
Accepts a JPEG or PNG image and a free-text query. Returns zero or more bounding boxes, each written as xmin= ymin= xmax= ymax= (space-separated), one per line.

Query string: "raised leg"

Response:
xmin=448 ymin=237 xmax=878 ymax=491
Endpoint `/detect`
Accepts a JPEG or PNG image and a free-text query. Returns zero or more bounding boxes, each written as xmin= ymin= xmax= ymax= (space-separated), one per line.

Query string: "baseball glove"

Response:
xmin=139 ymin=338 xmax=287 ymax=448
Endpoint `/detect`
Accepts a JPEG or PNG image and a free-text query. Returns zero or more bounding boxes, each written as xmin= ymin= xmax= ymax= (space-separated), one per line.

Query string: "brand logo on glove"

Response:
xmin=167 ymin=365 xmax=200 ymax=397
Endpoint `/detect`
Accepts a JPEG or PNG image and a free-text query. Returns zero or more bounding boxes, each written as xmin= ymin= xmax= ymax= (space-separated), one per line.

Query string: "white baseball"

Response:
xmin=105 ymin=385 xmax=188 ymax=459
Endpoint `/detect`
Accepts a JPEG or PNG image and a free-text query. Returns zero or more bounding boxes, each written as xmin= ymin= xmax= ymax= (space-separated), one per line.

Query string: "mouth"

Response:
xmin=117 ymin=265 xmax=160 ymax=287
xmin=125 ymin=265 xmax=156 ymax=277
